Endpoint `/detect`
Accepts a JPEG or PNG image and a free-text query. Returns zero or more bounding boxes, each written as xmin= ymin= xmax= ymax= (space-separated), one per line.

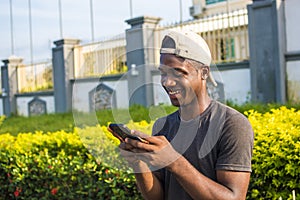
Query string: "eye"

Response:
xmin=173 ymin=70 xmax=184 ymax=77
xmin=172 ymin=68 xmax=188 ymax=78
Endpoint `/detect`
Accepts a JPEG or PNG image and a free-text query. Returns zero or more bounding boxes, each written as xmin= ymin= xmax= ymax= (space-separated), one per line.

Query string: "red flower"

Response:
xmin=14 ymin=187 xmax=21 ymax=197
xmin=105 ymin=169 xmax=109 ymax=174
xmin=14 ymin=190 xmax=19 ymax=197
xmin=51 ymin=188 xmax=58 ymax=195
xmin=7 ymin=173 xmax=11 ymax=178
xmin=48 ymin=165 xmax=53 ymax=169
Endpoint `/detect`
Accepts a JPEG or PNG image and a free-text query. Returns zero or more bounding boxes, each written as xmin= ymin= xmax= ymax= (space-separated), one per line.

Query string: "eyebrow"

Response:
xmin=173 ymin=67 xmax=188 ymax=75
xmin=158 ymin=66 xmax=188 ymax=75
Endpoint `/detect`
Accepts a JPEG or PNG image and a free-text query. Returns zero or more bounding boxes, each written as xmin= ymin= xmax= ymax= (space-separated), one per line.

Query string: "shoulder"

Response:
xmin=214 ymin=101 xmax=254 ymax=147
xmin=210 ymin=101 xmax=253 ymax=143
xmin=214 ymin=101 xmax=251 ymax=127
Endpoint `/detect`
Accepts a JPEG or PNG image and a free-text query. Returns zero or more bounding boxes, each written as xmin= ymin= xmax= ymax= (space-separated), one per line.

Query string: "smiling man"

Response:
xmin=116 ymin=30 xmax=254 ymax=200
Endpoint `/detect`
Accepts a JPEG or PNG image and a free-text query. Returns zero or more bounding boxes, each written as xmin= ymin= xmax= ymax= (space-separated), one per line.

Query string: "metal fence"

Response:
xmin=73 ymin=33 xmax=127 ymax=78
xmin=17 ymin=60 xmax=53 ymax=93
xmin=157 ymin=8 xmax=249 ymax=64
xmin=72 ymin=9 xmax=248 ymax=79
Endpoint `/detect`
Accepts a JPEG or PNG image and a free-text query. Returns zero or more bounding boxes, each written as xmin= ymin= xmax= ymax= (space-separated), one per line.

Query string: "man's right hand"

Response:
xmin=119 ymin=141 xmax=151 ymax=173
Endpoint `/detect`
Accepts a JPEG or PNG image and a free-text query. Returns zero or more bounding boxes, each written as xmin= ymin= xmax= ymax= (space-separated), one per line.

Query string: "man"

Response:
xmin=116 ymin=30 xmax=254 ymax=200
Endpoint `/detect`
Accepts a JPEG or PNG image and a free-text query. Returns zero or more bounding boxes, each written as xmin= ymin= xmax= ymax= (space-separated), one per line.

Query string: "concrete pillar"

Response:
xmin=125 ymin=16 xmax=161 ymax=107
xmin=52 ymin=39 xmax=80 ymax=113
xmin=248 ymin=0 xmax=286 ymax=103
xmin=1 ymin=56 xmax=23 ymax=116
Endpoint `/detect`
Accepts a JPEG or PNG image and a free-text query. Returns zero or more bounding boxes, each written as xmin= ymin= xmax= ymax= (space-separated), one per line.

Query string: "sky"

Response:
xmin=0 ymin=0 xmax=193 ymax=64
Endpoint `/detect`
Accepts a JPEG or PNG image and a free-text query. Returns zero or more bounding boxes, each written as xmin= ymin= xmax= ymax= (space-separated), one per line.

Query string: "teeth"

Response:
xmin=169 ymin=90 xmax=180 ymax=95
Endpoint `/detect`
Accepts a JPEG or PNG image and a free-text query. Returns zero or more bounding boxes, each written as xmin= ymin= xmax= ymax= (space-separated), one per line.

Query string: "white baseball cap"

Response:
xmin=160 ymin=29 xmax=217 ymax=87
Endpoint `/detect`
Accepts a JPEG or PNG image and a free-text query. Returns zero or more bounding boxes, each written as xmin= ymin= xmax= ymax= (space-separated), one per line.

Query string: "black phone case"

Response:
xmin=109 ymin=124 xmax=132 ymax=140
xmin=108 ymin=123 xmax=149 ymax=143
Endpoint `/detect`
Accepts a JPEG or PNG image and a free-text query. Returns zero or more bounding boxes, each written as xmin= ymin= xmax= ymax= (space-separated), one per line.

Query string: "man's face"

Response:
xmin=159 ymin=54 xmax=201 ymax=107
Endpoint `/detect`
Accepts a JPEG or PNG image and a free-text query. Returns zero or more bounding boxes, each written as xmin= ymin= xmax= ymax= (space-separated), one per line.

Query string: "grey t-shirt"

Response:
xmin=152 ymin=100 xmax=254 ymax=200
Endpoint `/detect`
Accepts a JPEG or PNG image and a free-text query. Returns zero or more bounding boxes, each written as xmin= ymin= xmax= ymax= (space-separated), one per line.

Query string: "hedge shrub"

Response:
xmin=0 ymin=126 xmax=143 ymax=199
xmin=246 ymin=107 xmax=300 ymax=199
xmin=0 ymin=107 xmax=299 ymax=199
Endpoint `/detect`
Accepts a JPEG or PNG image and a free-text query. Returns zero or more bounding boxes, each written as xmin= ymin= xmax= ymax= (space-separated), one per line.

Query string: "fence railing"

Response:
xmin=72 ymin=9 xmax=248 ymax=79
xmin=17 ymin=60 xmax=53 ymax=93
xmin=157 ymin=8 xmax=249 ymax=64
xmin=73 ymin=33 xmax=127 ymax=79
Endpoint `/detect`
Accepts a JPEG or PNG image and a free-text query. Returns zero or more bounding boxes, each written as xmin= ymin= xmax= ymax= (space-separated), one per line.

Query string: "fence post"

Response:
xmin=247 ymin=0 xmax=286 ymax=103
xmin=52 ymin=39 xmax=80 ymax=113
xmin=1 ymin=56 xmax=23 ymax=116
xmin=1 ymin=61 xmax=10 ymax=116
xmin=125 ymin=16 xmax=161 ymax=107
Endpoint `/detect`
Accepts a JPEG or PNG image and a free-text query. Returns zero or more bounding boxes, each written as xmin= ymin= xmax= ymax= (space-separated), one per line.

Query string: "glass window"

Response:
xmin=206 ymin=0 xmax=226 ymax=5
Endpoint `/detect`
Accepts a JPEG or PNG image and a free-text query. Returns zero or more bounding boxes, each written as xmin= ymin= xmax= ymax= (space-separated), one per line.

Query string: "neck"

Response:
xmin=179 ymin=94 xmax=211 ymax=121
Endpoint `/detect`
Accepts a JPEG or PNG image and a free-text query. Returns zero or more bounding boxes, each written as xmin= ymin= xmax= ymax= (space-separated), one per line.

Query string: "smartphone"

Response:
xmin=108 ymin=123 xmax=149 ymax=144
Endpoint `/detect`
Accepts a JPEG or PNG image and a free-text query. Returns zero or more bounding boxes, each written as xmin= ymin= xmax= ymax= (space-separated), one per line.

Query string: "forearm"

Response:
xmin=167 ymin=156 xmax=247 ymax=200
xmin=135 ymin=172 xmax=164 ymax=200
xmin=133 ymin=161 xmax=164 ymax=200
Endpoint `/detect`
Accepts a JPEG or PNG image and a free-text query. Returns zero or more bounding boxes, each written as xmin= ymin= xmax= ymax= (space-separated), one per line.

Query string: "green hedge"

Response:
xmin=0 ymin=107 xmax=299 ymax=199
xmin=0 ymin=130 xmax=141 ymax=199
xmin=246 ymin=107 xmax=300 ymax=199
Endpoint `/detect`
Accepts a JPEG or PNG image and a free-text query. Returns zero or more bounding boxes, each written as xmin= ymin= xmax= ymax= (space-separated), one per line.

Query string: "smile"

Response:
xmin=168 ymin=89 xmax=181 ymax=95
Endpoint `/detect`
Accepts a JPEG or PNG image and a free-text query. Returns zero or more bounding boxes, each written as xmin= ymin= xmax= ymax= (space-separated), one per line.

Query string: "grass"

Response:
xmin=0 ymin=113 xmax=74 ymax=136
xmin=1 ymin=102 xmax=299 ymax=136
xmin=0 ymin=105 xmax=177 ymax=136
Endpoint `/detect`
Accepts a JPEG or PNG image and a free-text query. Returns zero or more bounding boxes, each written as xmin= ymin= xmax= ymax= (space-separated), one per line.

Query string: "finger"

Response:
xmin=119 ymin=142 xmax=135 ymax=151
xmin=125 ymin=138 xmax=157 ymax=152
xmin=139 ymin=135 xmax=167 ymax=145
xmin=119 ymin=148 xmax=146 ymax=164
xmin=119 ymin=147 xmax=134 ymax=157
xmin=107 ymin=127 xmax=113 ymax=133
xmin=130 ymin=131 xmax=167 ymax=145
xmin=130 ymin=148 xmax=149 ymax=153
xmin=131 ymin=130 xmax=150 ymax=138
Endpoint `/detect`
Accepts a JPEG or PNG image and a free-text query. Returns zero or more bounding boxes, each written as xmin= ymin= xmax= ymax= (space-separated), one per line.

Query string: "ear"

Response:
xmin=201 ymin=66 xmax=209 ymax=80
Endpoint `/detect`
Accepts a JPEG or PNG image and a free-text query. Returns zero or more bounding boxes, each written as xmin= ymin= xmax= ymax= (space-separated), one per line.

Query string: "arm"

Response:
xmin=119 ymin=142 xmax=164 ymax=200
xmin=134 ymin=164 xmax=164 ymax=200
xmin=167 ymin=155 xmax=250 ymax=200
xmin=127 ymin=135 xmax=251 ymax=200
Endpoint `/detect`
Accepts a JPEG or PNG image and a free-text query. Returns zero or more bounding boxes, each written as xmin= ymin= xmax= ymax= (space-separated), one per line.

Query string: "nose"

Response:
xmin=161 ymin=75 xmax=176 ymax=87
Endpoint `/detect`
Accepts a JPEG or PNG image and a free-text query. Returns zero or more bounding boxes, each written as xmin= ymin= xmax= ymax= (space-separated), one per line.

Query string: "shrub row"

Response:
xmin=246 ymin=107 xmax=300 ymax=199
xmin=0 ymin=107 xmax=299 ymax=199
xmin=0 ymin=126 xmax=143 ymax=200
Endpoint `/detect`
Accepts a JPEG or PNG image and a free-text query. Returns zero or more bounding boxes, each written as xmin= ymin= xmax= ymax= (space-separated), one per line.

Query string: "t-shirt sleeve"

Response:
xmin=216 ymin=112 xmax=254 ymax=172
